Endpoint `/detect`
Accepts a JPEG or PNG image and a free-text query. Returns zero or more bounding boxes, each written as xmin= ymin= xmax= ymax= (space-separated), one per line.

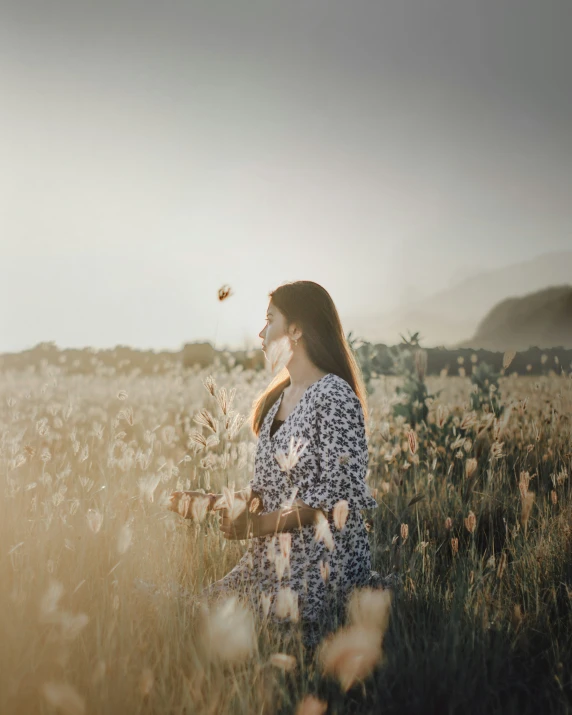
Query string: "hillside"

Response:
xmin=342 ymin=250 xmax=572 ymax=347
xmin=456 ymin=285 xmax=572 ymax=351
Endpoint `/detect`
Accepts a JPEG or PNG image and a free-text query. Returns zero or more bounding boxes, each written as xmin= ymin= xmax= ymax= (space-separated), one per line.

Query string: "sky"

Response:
xmin=1 ymin=0 xmax=571 ymax=353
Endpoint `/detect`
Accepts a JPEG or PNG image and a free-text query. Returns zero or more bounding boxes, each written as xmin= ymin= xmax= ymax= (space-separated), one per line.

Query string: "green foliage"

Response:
xmin=347 ymin=331 xmax=390 ymax=396
xmin=387 ymin=331 xmax=443 ymax=430
xmin=469 ymin=361 xmax=504 ymax=417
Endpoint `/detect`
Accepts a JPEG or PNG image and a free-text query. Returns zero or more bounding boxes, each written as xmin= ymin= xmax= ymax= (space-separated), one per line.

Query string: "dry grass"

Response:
xmin=1 ymin=364 xmax=571 ymax=714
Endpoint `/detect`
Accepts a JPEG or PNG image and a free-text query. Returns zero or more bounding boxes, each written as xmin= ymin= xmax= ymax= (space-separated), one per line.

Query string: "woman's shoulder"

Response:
xmin=314 ymin=373 xmax=360 ymax=408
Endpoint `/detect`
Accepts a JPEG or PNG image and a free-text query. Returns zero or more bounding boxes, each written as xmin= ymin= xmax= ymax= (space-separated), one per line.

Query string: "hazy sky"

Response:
xmin=1 ymin=0 xmax=571 ymax=353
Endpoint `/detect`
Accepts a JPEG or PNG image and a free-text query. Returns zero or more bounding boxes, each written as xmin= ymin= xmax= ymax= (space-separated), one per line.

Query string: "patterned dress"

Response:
xmin=202 ymin=372 xmax=378 ymax=643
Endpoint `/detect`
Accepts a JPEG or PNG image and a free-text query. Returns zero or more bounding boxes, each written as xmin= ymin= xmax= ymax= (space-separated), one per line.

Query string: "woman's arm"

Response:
xmin=255 ymin=501 xmax=320 ymax=536
xmin=220 ymin=499 xmax=322 ymax=539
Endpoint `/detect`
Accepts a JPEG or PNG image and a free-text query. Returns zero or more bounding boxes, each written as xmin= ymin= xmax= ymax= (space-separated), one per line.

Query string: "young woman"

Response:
xmin=169 ymin=280 xmax=378 ymax=647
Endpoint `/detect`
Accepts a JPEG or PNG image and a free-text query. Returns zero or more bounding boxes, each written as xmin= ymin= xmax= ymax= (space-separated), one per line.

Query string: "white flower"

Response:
xmin=275 ymin=437 xmax=308 ymax=473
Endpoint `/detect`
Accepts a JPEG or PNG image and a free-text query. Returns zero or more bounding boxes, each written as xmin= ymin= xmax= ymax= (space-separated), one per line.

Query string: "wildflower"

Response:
xmin=496 ymin=551 xmax=508 ymax=579
xmin=40 ymin=580 xmax=64 ymax=619
xmin=117 ymin=524 xmax=132 ymax=554
xmin=464 ymin=511 xmax=477 ymax=534
xmin=275 ymin=437 xmax=308 ymax=473
xmin=267 ymin=336 xmax=293 ymax=374
xmin=400 ymin=523 xmax=409 ymax=544
xmin=332 ymin=500 xmax=349 ymax=531
xmin=202 ymin=375 xmax=217 ymax=396
xmin=451 ymin=538 xmax=459 ymax=555
xmin=521 ymin=492 xmax=535 ymax=535
xmin=91 ymin=661 xmax=106 ymax=685
xmin=270 ymin=653 xmax=297 ymax=672
xmin=60 ymin=612 xmax=89 ymax=641
xmin=318 ymin=625 xmax=383 ymax=692
xmin=42 ymin=682 xmax=85 ymax=715
xmin=275 ymin=587 xmax=299 ymax=621
xmin=465 ymin=458 xmax=478 ymax=478
xmin=279 ymin=532 xmax=292 ymax=559
xmin=347 ymin=587 xmax=392 ymax=634
xmin=138 ymin=475 xmax=161 ymax=503
xmin=379 ymin=422 xmax=390 ymax=441
xmin=490 ymin=441 xmax=505 ymax=461
xmin=86 ymin=509 xmax=103 ymax=534
xmin=187 ymin=431 xmax=207 ymax=451
xmin=444 ymin=517 xmax=453 ymax=530
xmin=503 ymin=351 xmax=516 ymax=370
xmin=295 ymin=696 xmax=328 ymax=715
xmin=139 ymin=668 xmax=154 ymax=696
xmin=177 ymin=493 xmax=192 ymax=518
xmin=193 ymin=408 xmax=218 ymax=434
xmin=213 ymin=486 xmax=247 ymax=521
xmin=460 ymin=412 xmax=478 ymax=430
xmin=260 ymin=592 xmax=272 ymax=618
xmin=406 ymin=429 xmax=418 ymax=455
xmin=202 ymin=596 xmax=257 ymax=663
xmin=518 ymin=471 xmax=536 ymax=500
xmin=215 ymin=386 xmax=236 ymax=416
xmin=436 ymin=405 xmax=449 ymax=428
xmin=191 ymin=495 xmax=211 ymax=523
xmin=314 ymin=512 xmax=335 ymax=551
xmin=274 ymin=553 xmax=290 ymax=580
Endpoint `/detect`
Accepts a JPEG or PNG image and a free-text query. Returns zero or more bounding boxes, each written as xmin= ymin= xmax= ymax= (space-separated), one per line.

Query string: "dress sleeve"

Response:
xmin=296 ymin=383 xmax=378 ymax=513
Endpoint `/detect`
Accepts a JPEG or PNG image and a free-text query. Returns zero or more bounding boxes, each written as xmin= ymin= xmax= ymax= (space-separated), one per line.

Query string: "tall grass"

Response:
xmin=0 ymin=365 xmax=570 ymax=714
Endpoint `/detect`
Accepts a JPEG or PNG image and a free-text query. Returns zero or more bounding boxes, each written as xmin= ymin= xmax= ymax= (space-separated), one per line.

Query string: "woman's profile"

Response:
xmin=169 ymin=280 xmax=380 ymax=648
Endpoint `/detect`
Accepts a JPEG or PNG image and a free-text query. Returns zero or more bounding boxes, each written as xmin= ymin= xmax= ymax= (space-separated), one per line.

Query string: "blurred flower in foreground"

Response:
xmin=275 ymin=437 xmax=308 ymax=473
xmin=274 ymin=587 xmax=299 ymax=621
xmin=270 ymin=653 xmax=297 ymax=672
xmin=295 ymin=695 xmax=328 ymax=715
xmin=347 ymin=587 xmax=392 ymax=634
xmin=318 ymin=587 xmax=392 ymax=692
xmin=266 ymin=335 xmax=292 ymax=374
xmin=318 ymin=625 xmax=383 ymax=692
xmin=314 ymin=511 xmax=335 ymax=551
xmin=86 ymin=509 xmax=103 ymax=534
xmin=332 ymin=500 xmax=349 ymax=531
xmin=42 ymin=681 xmax=85 ymax=715
xmin=139 ymin=667 xmax=154 ymax=696
xmin=202 ymin=596 xmax=256 ymax=663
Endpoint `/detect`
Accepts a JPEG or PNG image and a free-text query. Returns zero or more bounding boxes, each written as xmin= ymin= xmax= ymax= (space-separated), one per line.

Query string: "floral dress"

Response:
xmin=202 ymin=373 xmax=378 ymax=643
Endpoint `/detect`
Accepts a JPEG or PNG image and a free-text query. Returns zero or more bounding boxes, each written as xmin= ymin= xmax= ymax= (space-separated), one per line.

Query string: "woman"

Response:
xmin=169 ymin=281 xmax=378 ymax=647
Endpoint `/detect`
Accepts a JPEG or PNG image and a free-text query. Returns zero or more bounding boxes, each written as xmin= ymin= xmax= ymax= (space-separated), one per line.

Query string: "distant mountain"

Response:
xmin=342 ymin=250 xmax=572 ymax=347
xmin=455 ymin=285 xmax=572 ymax=351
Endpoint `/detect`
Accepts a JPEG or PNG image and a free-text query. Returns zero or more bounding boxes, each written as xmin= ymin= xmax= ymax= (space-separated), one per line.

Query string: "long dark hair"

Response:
xmin=250 ymin=281 xmax=369 ymax=437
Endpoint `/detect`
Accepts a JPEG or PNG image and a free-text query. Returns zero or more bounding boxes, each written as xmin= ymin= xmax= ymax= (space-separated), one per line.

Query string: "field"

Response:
xmin=1 ymin=363 xmax=571 ymax=714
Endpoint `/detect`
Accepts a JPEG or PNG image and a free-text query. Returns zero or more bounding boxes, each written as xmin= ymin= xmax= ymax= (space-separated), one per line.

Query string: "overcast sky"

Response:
xmin=1 ymin=0 xmax=571 ymax=353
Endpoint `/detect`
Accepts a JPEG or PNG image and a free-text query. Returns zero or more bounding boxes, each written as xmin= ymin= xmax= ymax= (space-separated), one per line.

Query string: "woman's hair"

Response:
xmin=250 ymin=281 xmax=369 ymax=438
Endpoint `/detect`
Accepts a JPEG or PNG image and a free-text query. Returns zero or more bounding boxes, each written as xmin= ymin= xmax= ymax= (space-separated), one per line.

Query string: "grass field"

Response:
xmin=1 ymin=364 xmax=571 ymax=714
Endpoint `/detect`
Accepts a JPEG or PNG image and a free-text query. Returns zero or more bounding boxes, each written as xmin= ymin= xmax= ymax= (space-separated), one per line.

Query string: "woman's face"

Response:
xmin=259 ymin=303 xmax=289 ymax=354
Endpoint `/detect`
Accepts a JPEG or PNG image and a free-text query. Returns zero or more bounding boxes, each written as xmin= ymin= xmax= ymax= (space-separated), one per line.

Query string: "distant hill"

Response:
xmin=342 ymin=250 xmax=572 ymax=347
xmin=455 ymin=285 xmax=572 ymax=351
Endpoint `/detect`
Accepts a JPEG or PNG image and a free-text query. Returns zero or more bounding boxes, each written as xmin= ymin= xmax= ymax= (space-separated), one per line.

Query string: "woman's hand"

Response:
xmin=168 ymin=491 xmax=217 ymax=519
xmin=219 ymin=505 xmax=260 ymax=540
